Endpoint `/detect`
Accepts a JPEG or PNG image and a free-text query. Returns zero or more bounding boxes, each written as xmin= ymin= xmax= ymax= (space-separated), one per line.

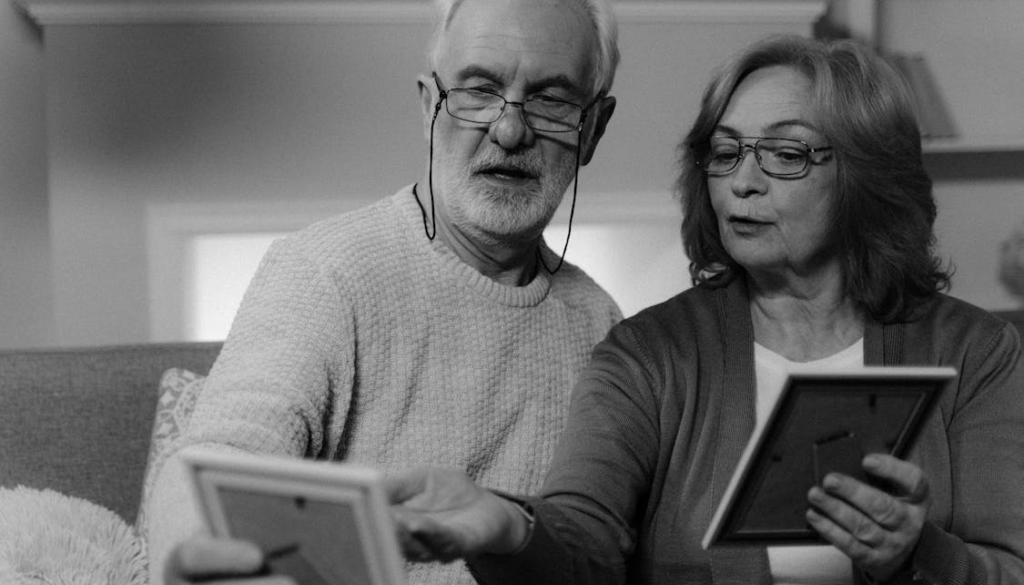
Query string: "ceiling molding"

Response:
xmin=17 ymin=1 xmax=430 ymax=26
xmin=619 ymin=1 xmax=826 ymax=25
xmin=18 ymin=0 xmax=827 ymax=27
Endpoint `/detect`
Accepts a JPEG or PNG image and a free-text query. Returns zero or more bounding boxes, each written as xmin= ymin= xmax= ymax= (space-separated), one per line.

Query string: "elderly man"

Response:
xmin=147 ymin=0 xmax=621 ymax=583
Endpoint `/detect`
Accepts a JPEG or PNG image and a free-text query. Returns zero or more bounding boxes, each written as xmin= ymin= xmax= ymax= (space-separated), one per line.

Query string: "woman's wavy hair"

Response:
xmin=676 ymin=35 xmax=951 ymax=322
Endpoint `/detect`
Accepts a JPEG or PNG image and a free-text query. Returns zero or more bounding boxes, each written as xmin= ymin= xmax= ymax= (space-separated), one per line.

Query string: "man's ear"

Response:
xmin=417 ymin=74 xmax=438 ymax=142
xmin=580 ymin=95 xmax=616 ymax=166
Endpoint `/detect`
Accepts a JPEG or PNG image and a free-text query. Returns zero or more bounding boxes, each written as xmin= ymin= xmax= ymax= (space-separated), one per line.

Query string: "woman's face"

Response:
xmin=708 ymin=65 xmax=838 ymax=284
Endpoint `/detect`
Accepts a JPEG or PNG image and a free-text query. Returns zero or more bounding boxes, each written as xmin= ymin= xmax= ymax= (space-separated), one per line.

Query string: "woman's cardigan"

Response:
xmin=471 ymin=279 xmax=1024 ymax=585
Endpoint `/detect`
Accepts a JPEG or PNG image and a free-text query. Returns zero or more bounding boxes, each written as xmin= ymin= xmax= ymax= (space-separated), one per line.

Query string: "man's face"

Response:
xmin=426 ymin=0 xmax=599 ymax=245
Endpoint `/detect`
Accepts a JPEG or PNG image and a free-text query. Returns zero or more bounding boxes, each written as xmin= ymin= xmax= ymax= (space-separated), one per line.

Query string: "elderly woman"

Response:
xmin=388 ymin=36 xmax=1024 ymax=584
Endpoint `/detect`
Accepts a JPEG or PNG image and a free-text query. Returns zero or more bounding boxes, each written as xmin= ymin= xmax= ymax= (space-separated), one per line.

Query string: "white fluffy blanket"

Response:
xmin=0 ymin=486 xmax=146 ymax=585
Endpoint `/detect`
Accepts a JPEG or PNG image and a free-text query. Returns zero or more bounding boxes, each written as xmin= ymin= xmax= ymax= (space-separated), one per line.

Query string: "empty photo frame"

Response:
xmin=702 ymin=366 xmax=955 ymax=548
xmin=184 ymin=449 xmax=407 ymax=585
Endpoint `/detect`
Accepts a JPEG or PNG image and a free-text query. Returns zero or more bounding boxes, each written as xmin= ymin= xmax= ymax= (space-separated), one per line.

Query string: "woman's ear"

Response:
xmin=580 ymin=96 xmax=616 ymax=166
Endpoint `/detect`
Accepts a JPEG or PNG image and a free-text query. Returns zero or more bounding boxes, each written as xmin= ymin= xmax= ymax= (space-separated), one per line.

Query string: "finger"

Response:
xmin=391 ymin=505 xmax=465 ymax=562
xmin=820 ymin=471 xmax=910 ymax=532
xmin=171 ymin=537 xmax=264 ymax=577
xmin=214 ymin=577 xmax=299 ymax=585
xmin=855 ymin=482 xmax=912 ymax=532
xmin=806 ymin=506 xmax=866 ymax=557
xmin=809 ymin=506 xmax=914 ymax=582
xmin=384 ymin=467 xmax=429 ymax=504
xmin=807 ymin=508 xmax=884 ymax=574
xmin=819 ymin=472 xmax=886 ymax=514
xmin=809 ymin=480 xmax=921 ymax=570
xmin=391 ymin=501 xmax=444 ymax=539
xmin=169 ymin=577 xmax=297 ymax=585
xmin=391 ymin=508 xmax=436 ymax=562
xmin=807 ymin=506 xmax=850 ymax=549
xmin=806 ymin=485 xmax=888 ymax=549
xmin=823 ymin=457 xmax=929 ymax=533
xmin=400 ymin=526 xmax=461 ymax=563
xmin=807 ymin=503 xmax=891 ymax=568
xmin=403 ymin=534 xmax=439 ymax=563
xmin=407 ymin=515 xmax=466 ymax=560
xmin=863 ymin=455 xmax=929 ymax=503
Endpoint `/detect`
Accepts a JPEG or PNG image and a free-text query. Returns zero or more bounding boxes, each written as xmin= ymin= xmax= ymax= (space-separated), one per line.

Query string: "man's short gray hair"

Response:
xmin=428 ymin=0 xmax=620 ymax=99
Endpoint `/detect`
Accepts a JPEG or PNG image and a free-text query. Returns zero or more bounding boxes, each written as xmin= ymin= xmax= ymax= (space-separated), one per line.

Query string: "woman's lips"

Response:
xmin=728 ymin=216 xmax=770 ymax=234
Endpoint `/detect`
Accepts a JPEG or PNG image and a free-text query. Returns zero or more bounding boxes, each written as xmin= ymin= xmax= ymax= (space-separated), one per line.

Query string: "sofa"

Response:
xmin=4 ymin=312 xmax=1024 ymax=524
xmin=1 ymin=311 xmax=1023 ymax=580
xmin=0 ymin=341 xmax=222 ymax=525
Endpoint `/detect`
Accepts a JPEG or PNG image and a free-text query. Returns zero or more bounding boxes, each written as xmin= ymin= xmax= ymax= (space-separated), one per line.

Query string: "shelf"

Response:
xmin=922 ymin=135 xmax=1024 ymax=155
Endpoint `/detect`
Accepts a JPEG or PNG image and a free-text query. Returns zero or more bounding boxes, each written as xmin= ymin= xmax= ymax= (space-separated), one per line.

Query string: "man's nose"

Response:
xmin=489 ymin=103 xmax=535 ymax=150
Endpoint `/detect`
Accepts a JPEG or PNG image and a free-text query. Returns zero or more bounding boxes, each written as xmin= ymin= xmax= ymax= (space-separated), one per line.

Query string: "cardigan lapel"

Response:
xmin=847 ymin=316 xmax=901 ymax=584
xmin=865 ymin=317 xmax=902 ymax=366
xmin=708 ymin=280 xmax=771 ymax=584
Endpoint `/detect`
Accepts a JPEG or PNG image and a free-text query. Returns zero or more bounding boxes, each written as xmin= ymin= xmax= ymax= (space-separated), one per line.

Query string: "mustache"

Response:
xmin=470 ymin=152 xmax=545 ymax=178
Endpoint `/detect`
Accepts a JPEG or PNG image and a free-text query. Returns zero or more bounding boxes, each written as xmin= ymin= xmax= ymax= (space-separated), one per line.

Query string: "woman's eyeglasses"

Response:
xmin=696 ymin=136 xmax=833 ymax=177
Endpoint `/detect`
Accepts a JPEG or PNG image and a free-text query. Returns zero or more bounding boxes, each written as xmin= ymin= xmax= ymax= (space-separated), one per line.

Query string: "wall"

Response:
xmin=0 ymin=1 xmax=54 ymax=349
xmin=12 ymin=0 xmax=1022 ymax=347
xmin=45 ymin=21 xmax=431 ymax=345
xmin=879 ymin=0 xmax=1024 ymax=311
xmin=28 ymin=0 xmax=825 ymax=346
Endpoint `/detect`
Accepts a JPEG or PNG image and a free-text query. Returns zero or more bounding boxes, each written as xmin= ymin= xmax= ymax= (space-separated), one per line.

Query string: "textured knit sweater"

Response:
xmin=146 ymin=185 xmax=622 ymax=585
xmin=471 ymin=278 xmax=1024 ymax=585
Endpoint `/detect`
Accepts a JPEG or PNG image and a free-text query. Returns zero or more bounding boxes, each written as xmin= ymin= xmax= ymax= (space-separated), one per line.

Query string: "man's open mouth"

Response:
xmin=475 ymin=160 xmax=540 ymax=182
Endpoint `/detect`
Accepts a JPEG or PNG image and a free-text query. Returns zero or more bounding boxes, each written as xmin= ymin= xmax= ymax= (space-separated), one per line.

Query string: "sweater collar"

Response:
xmin=394 ymin=185 xmax=553 ymax=308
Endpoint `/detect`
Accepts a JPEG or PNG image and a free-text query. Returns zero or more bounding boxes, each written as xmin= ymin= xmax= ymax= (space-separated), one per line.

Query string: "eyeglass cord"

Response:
xmin=413 ymin=99 xmax=582 ymax=275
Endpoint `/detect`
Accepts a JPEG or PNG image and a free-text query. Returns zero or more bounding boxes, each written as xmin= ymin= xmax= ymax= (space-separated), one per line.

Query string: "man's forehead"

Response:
xmin=438 ymin=0 xmax=598 ymax=90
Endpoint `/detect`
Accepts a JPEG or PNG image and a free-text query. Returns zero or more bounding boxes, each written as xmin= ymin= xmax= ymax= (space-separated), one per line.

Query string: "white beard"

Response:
xmin=436 ymin=146 xmax=578 ymax=244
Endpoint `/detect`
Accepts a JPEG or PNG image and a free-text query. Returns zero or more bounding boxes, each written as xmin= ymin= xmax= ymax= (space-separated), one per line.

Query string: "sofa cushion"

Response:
xmin=0 ymin=342 xmax=221 ymax=523
xmin=138 ymin=368 xmax=206 ymax=533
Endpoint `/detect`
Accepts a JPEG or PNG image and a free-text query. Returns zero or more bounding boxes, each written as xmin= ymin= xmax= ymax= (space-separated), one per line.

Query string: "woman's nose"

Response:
xmin=730 ymin=149 xmax=768 ymax=198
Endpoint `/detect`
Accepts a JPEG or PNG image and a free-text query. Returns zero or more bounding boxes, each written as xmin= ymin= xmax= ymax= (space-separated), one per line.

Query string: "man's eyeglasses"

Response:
xmin=696 ymin=136 xmax=833 ymax=177
xmin=432 ymin=73 xmax=590 ymax=133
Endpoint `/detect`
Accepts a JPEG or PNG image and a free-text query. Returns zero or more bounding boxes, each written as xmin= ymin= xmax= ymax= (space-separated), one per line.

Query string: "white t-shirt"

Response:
xmin=754 ymin=339 xmax=863 ymax=585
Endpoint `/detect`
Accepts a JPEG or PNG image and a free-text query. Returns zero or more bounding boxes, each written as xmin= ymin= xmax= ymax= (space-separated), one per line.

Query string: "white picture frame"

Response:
xmin=183 ymin=449 xmax=407 ymax=585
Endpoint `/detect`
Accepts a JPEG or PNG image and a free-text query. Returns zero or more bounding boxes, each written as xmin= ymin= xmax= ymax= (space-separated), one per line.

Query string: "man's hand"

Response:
xmin=385 ymin=467 xmax=530 ymax=563
xmin=806 ymin=454 xmax=930 ymax=582
xmin=164 ymin=536 xmax=296 ymax=585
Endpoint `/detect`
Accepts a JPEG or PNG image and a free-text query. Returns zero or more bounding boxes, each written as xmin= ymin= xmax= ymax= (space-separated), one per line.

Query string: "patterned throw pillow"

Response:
xmin=136 ymin=368 xmax=206 ymax=535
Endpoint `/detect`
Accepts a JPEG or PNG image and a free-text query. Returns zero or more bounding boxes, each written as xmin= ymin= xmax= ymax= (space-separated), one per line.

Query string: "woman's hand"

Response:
xmin=385 ymin=467 xmax=531 ymax=562
xmin=164 ymin=536 xmax=296 ymax=585
xmin=806 ymin=454 xmax=930 ymax=582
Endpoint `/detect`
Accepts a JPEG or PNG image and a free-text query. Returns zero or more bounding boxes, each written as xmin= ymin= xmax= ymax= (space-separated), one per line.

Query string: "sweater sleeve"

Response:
xmin=183 ymin=236 xmax=354 ymax=458
xmin=469 ymin=320 xmax=660 ymax=585
xmin=910 ymin=321 xmax=1024 ymax=584
xmin=145 ymin=237 xmax=355 ymax=584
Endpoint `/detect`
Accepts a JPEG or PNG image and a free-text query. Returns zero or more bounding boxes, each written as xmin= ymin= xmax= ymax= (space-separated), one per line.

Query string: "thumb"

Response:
xmin=167 ymin=537 xmax=264 ymax=581
xmin=384 ymin=467 xmax=430 ymax=504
